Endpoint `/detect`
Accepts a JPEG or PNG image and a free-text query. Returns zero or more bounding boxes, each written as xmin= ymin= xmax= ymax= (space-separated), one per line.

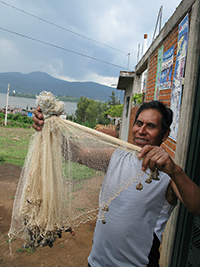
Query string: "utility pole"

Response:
xmin=5 ymin=83 xmax=10 ymax=126
xmin=152 ymin=6 xmax=163 ymax=41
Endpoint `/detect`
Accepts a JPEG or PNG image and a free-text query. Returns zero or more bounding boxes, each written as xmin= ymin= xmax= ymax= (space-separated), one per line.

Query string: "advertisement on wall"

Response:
xmin=154 ymin=46 xmax=163 ymax=100
xmin=170 ymin=14 xmax=189 ymax=141
xmin=160 ymin=46 xmax=174 ymax=90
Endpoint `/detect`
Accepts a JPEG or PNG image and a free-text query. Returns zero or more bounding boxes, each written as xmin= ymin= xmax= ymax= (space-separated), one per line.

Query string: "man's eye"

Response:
xmin=147 ymin=124 xmax=156 ymax=129
xmin=136 ymin=121 xmax=142 ymax=126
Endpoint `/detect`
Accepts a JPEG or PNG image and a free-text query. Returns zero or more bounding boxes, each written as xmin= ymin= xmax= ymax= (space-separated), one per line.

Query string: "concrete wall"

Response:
xmin=120 ymin=82 xmax=133 ymax=141
xmin=160 ymin=1 xmax=200 ymax=265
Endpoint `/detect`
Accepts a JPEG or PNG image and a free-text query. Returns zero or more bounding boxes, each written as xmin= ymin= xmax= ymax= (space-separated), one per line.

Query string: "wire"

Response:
xmin=0 ymin=0 xmax=127 ymax=55
xmin=0 ymin=27 xmax=126 ymax=69
xmin=0 ymin=82 xmax=37 ymax=95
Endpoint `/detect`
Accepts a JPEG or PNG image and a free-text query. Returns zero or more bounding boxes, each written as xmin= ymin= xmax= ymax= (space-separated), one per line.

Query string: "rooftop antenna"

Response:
xmin=127 ymin=53 xmax=130 ymax=71
xmin=137 ymin=44 xmax=140 ymax=64
xmin=141 ymin=34 xmax=148 ymax=92
xmin=152 ymin=6 xmax=163 ymax=41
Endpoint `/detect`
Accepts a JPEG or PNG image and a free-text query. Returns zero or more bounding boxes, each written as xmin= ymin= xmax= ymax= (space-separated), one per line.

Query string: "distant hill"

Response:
xmin=0 ymin=72 xmax=123 ymax=102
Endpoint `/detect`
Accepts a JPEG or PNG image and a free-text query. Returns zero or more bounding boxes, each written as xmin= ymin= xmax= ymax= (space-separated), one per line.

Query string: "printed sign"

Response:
xmin=170 ymin=14 xmax=189 ymax=141
xmin=160 ymin=46 xmax=174 ymax=90
xmin=154 ymin=46 xmax=163 ymax=100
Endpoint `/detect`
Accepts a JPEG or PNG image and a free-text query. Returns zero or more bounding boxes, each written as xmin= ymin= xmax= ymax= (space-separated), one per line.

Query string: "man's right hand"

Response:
xmin=33 ymin=106 xmax=44 ymax=131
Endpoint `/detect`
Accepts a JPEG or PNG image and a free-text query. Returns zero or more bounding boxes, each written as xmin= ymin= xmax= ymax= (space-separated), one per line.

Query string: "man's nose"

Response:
xmin=138 ymin=124 xmax=147 ymax=134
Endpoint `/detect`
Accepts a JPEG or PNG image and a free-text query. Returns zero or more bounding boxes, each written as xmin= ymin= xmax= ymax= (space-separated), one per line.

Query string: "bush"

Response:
xmin=0 ymin=112 xmax=5 ymax=118
xmin=0 ymin=112 xmax=33 ymax=128
xmin=21 ymin=116 xmax=32 ymax=124
xmin=0 ymin=155 xmax=5 ymax=163
xmin=13 ymin=113 xmax=21 ymax=121
xmin=7 ymin=113 xmax=14 ymax=120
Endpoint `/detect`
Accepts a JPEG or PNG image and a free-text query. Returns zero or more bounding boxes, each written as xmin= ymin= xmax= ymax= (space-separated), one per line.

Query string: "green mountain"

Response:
xmin=0 ymin=71 xmax=122 ymax=102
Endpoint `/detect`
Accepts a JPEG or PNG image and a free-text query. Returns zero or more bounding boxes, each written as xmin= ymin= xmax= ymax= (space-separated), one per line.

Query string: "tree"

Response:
xmin=104 ymin=104 xmax=123 ymax=118
xmin=75 ymin=97 xmax=110 ymax=128
xmin=75 ymin=96 xmax=90 ymax=124
xmin=108 ymin=91 xmax=120 ymax=106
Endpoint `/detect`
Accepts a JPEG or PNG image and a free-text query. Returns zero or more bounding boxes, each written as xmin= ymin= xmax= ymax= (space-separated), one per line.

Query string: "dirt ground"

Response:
xmin=0 ymin=163 xmax=96 ymax=267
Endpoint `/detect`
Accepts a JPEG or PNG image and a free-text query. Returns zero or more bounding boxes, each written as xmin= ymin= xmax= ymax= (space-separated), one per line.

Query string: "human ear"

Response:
xmin=162 ymin=128 xmax=170 ymax=142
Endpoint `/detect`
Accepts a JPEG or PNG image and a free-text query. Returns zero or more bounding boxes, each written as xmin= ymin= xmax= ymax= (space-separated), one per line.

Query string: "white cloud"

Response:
xmin=55 ymin=72 xmax=118 ymax=87
xmin=0 ymin=0 xmax=182 ymax=86
xmin=85 ymin=72 xmax=119 ymax=87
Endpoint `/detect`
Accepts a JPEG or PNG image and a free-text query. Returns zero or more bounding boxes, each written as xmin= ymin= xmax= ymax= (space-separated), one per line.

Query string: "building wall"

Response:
xmin=120 ymin=82 xmax=133 ymax=141
xmin=145 ymin=13 xmax=192 ymax=159
xmin=145 ymin=24 xmax=179 ymax=158
xmin=128 ymin=0 xmax=200 ymax=266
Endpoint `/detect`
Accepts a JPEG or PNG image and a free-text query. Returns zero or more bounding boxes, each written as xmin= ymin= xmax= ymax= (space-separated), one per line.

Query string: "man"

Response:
xmin=33 ymin=100 xmax=200 ymax=266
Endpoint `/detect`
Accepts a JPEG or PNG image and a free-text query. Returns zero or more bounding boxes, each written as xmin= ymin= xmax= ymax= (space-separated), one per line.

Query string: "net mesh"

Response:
xmin=8 ymin=91 xmax=153 ymax=249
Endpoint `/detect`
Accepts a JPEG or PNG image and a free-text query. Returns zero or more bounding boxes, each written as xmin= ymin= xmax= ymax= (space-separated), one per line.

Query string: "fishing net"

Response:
xmin=8 ymin=91 xmax=155 ymax=250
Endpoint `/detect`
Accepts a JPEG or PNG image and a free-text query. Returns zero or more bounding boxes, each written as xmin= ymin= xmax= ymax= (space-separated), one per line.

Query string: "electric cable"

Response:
xmin=0 ymin=27 xmax=126 ymax=69
xmin=0 ymin=0 xmax=128 ymax=55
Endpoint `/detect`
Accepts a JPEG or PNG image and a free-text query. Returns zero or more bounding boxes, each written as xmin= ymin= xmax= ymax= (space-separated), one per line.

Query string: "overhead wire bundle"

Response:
xmin=8 ymin=91 xmax=155 ymax=250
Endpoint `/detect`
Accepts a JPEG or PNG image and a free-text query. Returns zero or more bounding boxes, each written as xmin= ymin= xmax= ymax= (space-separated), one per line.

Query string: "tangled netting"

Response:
xmin=8 ymin=91 xmax=157 ymax=250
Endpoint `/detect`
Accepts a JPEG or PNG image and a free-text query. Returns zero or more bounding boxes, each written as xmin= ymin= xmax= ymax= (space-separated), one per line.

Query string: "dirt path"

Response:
xmin=0 ymin=163 xmax=95 ymax=267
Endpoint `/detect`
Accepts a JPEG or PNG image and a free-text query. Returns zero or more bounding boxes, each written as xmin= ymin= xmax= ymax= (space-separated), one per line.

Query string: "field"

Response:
xmin=0 ymin=127 xmax=96 ymax=267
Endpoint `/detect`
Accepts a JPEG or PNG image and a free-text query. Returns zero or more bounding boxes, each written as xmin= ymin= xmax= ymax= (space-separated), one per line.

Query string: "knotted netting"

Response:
xmin=8 ymin=91 xmax=156 ymax=249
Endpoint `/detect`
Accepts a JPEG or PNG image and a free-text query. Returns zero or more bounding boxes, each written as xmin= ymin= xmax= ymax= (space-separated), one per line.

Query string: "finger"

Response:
xmin=143 ymin=148 xmax=171 ymax=172
xmin=147 ymin=153 xmax=165 ymax=171
xmin=33 ymin=122 xmax=43 ymax=131
xmin=33 ymin=114 xmax=44 ymax=125
xmin=141 ymin=147 xmax=166 ymax=171
xmin=33 ymin=108 xmax=43 ymax=120
xmin=140 ymin=146 xmax=159 ymax=170
xmin=138 ymin=145 xmax=154 ymax=158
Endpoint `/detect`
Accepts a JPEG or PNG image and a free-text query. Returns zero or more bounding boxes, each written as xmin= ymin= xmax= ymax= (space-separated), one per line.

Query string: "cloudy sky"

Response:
xmin=0 ymin=0 xmax=181 ymax=87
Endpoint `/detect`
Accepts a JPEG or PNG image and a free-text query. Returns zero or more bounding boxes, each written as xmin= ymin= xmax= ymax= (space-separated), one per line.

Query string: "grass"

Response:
xmin=0 ymin=127 xmax=104 ymax=181
xmin=64 ymin=161 xmax=99 ymax=181
xmin=15 ymin=247 xmax=35 ymax=254
xmin=0 ymin=127 xmax=35 ymax=166
xmin=0 ymin=127 xmax=104 ymax=202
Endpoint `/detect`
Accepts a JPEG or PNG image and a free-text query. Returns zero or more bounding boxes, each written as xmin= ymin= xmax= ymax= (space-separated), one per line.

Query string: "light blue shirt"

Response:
xmin=88 ymin=149 xmax=172 ymax=267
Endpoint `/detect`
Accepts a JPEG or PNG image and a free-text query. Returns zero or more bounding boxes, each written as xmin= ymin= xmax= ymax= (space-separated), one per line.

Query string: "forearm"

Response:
xmin=62 ymin=136 xmax=114 ymax=172
xmin=77 ymin=147 xmax=114 ymax=172
xmin=170 ymin=165 xmax=200 ymax=216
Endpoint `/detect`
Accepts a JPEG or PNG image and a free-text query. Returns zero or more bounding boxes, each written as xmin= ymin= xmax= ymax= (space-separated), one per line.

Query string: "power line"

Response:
xmin=0 ymin=27 xmax=126 ymax=69
xmin=0 ymin=82 xmax=37 ymax=95
xmin=0 ymin=0 xmax=127 ymax=55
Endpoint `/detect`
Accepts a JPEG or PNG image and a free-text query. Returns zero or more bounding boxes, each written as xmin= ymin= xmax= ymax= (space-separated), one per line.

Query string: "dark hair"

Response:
xmin=134 ymin=101 xmax=173 ymax=138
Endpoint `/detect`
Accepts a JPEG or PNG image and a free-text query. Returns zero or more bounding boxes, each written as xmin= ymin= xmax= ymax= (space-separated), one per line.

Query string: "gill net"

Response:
xmin=8 ymin=91 xmax=157 ymax=249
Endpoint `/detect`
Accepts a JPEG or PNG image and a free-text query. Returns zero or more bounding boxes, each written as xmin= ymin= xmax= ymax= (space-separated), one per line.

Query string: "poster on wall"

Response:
xmin=160 ymin=46 xmax=174 ymax=90
xmin=170 ymin=13 xmax=189 ymax=141
xmin=154 ymin=45 xmax=163 ymax=100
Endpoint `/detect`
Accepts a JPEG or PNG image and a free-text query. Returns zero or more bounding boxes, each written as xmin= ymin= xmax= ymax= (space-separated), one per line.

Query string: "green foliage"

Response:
xmin=7 ymin=113 xmax=14 ymax=120
xmin=0 ymin=112 xmax=33 ymax=128
xmin=108 ymin=91 xmax=120 ymax=106
xmin=0 ymin=112 xmax=5 ymax=118
xmin=0 ymin=155 xmax=5 ymax=163
xmin=75 ymin=96 xmax=90 ymax=124
xmin=0 ymin=127 xmax=34 ymax=166
xmin=131 ymin=93 xmax=143 ymax=106
xmin=104 ymin=104 xmax=123 ymax=117
xmin=65 ymin=161 xmax=100 ymax=181
xmin=75 ymin=97 xmax=110 ymax=128
xmin=12 ymin=113 xmax=21 ymax=121
xmin=16 ymin=247 xmax=35 ymax=254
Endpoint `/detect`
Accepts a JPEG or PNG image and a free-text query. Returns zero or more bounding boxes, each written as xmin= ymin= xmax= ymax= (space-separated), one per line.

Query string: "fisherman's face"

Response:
xmin=132 ymin=109 xmax=164 ymax=148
